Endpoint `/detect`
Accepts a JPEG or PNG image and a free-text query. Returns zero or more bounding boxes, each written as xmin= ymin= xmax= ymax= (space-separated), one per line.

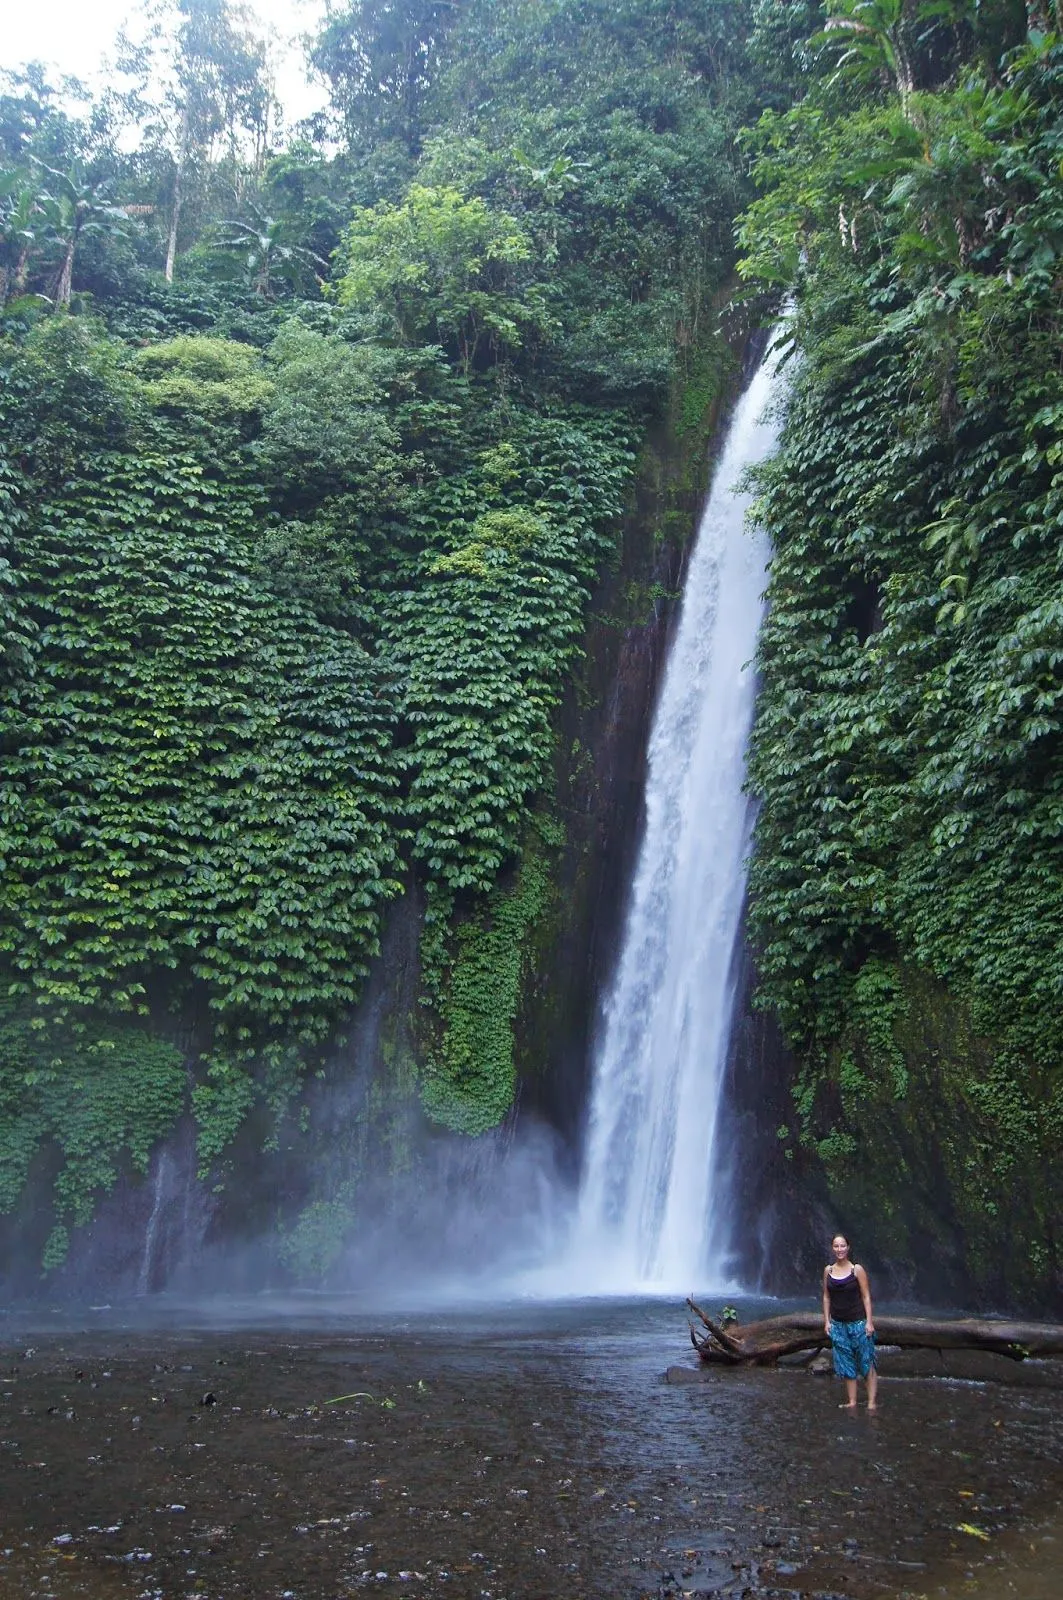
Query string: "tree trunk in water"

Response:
xmin=686 ymin=1299 xmax=1063 ymax=1366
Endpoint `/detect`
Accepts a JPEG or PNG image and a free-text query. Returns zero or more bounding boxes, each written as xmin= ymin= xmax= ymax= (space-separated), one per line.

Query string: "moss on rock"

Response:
xmin=800 ymin=961 xmax=1061 ymax=1308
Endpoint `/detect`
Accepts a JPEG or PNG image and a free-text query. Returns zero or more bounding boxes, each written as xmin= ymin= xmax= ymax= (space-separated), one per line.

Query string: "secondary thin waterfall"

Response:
xmin=571 ymin=336 xmax=786 ymax=1293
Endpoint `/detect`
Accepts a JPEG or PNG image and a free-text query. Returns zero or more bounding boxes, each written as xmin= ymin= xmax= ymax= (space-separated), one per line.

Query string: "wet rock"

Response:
xmin=664 ymin=1365 xmax=713 ymax=1384
xmin=807 ymin=1353 xmax=832 ymax=1375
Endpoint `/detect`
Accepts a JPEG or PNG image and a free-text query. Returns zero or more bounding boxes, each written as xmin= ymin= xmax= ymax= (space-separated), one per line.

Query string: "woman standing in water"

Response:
xmin=822 ymin=1234 xmax=878 ymax=1410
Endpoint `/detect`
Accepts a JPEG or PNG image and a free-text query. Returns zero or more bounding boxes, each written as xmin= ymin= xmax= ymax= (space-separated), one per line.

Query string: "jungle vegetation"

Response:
xmin=0 ymin=0 xmax=755 ymax=1263
xmin=3 ymin=0 xmax=1061 ymax=1298
xmin=740 ymin=0 xmax=1063 ymax=1293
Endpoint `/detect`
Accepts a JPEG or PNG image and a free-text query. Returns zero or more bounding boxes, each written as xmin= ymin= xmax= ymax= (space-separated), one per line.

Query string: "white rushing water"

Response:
xmin=565 ymin=336 xmax=787 ymax=1295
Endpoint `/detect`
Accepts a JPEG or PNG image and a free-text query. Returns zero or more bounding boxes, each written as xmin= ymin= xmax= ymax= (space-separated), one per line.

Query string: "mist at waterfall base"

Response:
xmin=70 ymin=1106 xmax=578 ymax=1311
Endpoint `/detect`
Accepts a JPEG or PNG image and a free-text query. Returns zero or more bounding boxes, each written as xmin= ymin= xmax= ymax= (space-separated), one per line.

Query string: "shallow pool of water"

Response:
xmin=0 ymin=1295 xmax=1060 ymax=1599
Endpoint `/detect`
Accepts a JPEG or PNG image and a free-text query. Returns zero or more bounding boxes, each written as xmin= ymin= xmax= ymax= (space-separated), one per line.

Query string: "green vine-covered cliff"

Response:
xmin=739 ymin=2 xmax=1063 ymax=1308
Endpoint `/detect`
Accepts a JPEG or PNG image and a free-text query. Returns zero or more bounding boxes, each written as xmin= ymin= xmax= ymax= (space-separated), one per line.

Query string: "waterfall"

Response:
xmin=138 ymin=1149 xmax=172 ymax=1296
xmin=569 ymin=336 xmax=786 ymax=1294
xmin=132 ymin=1125 xmax=211 ymax=1296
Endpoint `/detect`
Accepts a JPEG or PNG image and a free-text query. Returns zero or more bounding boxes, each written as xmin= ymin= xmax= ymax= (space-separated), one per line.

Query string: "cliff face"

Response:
xmin=734 ymin=27 xmax=1063 ymax=1320
xmin=780 ymin=965 xmax=1061 ymax=1315
xmin=512 ymin=324 xmax=764 ymax=1158
xmin=13 ymin=304 xmax=1054 ymax=1313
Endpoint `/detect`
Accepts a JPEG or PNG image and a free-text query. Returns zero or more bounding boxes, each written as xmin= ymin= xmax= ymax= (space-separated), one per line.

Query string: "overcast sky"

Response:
xmin=2 ymin=0 xmax=331 ymax=127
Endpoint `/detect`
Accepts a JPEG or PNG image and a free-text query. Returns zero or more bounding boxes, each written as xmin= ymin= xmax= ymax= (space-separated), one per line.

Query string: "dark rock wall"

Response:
xmin=719 ymin=941 xmax=1063 ymax=1317
xmin=717 ymin=931 xmax=824 ymax=1295
xmin=808 ymin=965 xmax=1062 ymax=1315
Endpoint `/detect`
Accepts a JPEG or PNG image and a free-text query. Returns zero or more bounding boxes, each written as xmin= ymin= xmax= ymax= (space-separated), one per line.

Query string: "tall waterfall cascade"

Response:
xmin=569 ymin=337 xmax=787 ymax=1294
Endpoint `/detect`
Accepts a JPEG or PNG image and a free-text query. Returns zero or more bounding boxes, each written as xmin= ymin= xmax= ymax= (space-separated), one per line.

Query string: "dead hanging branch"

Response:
xmin=686 ymin=1299 xmax=1063 ymax=1367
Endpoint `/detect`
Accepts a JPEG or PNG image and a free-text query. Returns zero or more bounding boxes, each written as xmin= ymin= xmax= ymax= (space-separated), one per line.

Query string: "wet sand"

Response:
xmin=0 ymin=1298 xmax=1060 ymax=1600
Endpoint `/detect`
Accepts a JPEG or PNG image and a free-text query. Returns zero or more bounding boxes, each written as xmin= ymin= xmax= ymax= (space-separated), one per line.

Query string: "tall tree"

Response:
xmin=311 ymin=0 xmax=458 ymax=155
xmin=34 ymin=160 xmax=128 ymax=307
xmin=0 ymin=172 xmax=41 ymax=304
xmin=148 ymin=0 xmax=276 ymax=282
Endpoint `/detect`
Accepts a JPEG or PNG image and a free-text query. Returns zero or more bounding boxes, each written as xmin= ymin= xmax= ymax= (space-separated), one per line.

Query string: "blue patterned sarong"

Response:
xmin=830 ymin=1318 xmax=876 ymax=1379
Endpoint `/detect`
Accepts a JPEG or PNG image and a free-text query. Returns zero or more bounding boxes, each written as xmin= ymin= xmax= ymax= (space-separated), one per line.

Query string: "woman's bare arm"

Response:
xmin=855 ymin=1264 xmax=874 ymax=1333
xmin=822 ymin=1267 xmax=831 ymax=1334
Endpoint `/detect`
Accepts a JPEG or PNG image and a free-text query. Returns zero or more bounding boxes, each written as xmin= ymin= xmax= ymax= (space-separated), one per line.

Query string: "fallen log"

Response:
xmin=686 ymin=1299 xmax=1063 ymax=1366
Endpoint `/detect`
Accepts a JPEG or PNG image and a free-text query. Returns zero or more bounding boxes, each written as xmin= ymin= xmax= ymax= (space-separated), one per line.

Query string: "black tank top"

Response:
xmin=827 ymin=1269 xmax=864 ymax=1323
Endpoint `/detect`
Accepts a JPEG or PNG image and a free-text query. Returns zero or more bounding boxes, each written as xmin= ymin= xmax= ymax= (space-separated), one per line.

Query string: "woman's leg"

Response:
xmin=866 ymin=1365 xmax=879 ymax=1410
xmin=831 ymin=1321 xmax=858 ymax=1407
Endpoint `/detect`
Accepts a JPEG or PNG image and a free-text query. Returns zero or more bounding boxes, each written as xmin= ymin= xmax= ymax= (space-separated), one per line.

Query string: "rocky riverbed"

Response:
xmin=0 ymin=1297 xmax=1060 ymax=1600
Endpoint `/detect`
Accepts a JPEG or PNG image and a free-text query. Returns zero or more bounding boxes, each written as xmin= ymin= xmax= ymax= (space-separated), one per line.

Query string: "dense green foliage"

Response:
xmin=422 ymin=819 xmax=562 ymax=1135
xmin=0 ymin=0 xmax=754 ymax=1262
xmin=3 ymin=450 xmax=399 ymax=1025
xmin=740 ymin=1 xmax=1063 ymax=1290
xmin=0 ymin=1010 xmax=185 ymax=1268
